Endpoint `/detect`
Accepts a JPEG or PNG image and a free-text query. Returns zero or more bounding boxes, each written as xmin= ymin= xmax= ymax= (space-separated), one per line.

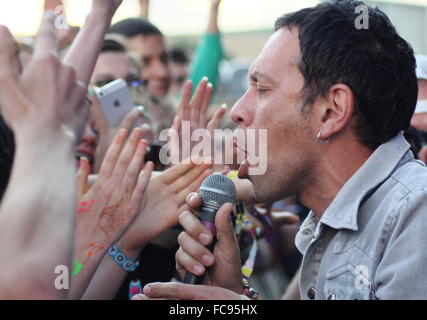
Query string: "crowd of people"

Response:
xmin=0 ymin=0 xmax=427 ymax=300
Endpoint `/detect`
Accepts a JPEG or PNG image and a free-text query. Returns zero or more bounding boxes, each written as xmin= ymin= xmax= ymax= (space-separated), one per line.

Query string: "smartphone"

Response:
xmin=95 ymin=79 xmax=134 ymax=127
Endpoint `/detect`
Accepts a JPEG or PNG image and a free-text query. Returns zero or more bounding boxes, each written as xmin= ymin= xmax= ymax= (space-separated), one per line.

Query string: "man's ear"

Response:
xmin=318 ymin=84 xmax=355 ymax=140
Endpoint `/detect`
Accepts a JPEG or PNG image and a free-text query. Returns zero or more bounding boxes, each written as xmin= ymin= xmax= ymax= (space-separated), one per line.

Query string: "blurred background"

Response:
xmin=1 ymin=0 xmax=425 ymax=56
xmin=1 ymin=0 xmax=426 ymax=107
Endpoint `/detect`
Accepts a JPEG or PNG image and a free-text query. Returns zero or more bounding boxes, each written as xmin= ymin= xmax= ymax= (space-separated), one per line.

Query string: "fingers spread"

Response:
xmin=97 ymin=128 xmax=128 ymax=180
xmin=109 ymin=128 xmax=144 ymax=183
xmin=130 ymin=161 xmax=154 ymax=207
xmin=178 ymin=80 xmax=193 ymax=122
xmin=173 ymin=163 xmax=212 ymax=194
xmin=198 ymin=82 xmax=213 ymax=128
xmin=189 ymin=78 xmax=208 ymax=125
xmin=207 ymin=104 xmax=227 ymax=134
xmin=161 ymin=161 xmax=197 ymax=185
xmin=120 ymin=139 xmax=148 ymax=194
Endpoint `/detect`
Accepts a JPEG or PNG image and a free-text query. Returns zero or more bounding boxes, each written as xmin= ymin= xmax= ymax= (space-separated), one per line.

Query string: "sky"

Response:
xmin=0 ymin=0 xmax=426 ymax=37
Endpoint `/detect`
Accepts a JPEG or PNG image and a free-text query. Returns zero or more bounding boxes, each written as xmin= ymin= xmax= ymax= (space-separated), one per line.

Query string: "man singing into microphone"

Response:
xmin=138 ymin=0 xmax=427 ymax=300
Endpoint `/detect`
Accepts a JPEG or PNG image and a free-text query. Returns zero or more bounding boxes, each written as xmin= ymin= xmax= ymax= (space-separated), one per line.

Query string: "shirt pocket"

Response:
xmin=324 ymin=247 xmax=375 ymax=300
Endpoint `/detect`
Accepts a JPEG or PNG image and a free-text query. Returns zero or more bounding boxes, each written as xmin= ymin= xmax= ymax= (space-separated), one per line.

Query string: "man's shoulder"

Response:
xmin=390 ymin=157 xmax=427 ymax=196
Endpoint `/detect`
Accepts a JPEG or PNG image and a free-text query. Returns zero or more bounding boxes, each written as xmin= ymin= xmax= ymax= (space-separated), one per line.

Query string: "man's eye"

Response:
xmin=256 ymin=88 xmax=267 ymax=95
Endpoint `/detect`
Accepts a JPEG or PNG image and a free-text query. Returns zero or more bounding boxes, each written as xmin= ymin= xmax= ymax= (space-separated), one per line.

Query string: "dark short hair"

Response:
xmin=101 ymin=38 xmax=126 ymax=53
xmin=169 ymin=47 xmax=189 ymax=65
xmin=109 ymin=18 xmax=162 ymax=39
xmin=275 ymin=0 xmax=418 ymax=149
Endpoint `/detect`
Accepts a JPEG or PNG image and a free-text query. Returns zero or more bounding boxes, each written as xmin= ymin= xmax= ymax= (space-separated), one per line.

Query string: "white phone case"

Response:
xmin=95 ymin=79 xmax=134 ymax=127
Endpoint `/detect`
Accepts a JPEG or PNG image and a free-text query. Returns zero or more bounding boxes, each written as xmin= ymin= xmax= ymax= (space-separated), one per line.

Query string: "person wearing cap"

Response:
xmin=410 ymin=55 xmax=427 ymax=163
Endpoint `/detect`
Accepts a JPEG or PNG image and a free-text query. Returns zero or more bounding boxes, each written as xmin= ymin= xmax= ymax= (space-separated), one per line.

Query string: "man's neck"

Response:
xmin=300 ymin=137 xmax=374 ymax=219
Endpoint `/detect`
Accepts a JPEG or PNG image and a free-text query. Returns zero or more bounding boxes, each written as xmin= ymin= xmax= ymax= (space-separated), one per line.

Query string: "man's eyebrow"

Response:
xmin=249 ymin=70 xmax=274 ymax=83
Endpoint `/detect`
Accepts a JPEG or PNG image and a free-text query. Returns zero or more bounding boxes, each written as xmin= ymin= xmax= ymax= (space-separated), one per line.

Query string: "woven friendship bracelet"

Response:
xmin=108 ymin=245 xmax=140 ymax=272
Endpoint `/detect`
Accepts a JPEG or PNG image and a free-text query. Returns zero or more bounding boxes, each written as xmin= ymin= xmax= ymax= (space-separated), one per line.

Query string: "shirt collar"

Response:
xmin=319 ymin=131 xmax=411 ymax=231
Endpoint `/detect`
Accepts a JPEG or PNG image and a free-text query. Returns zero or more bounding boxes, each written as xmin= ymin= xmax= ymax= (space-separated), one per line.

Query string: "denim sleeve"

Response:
xmin=374 ymin=189 xmax=427 ymax=299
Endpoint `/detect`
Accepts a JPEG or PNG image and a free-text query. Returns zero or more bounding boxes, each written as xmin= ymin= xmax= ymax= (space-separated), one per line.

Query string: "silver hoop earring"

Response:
xmin=317 ymin=130 xmax=330 ymax=144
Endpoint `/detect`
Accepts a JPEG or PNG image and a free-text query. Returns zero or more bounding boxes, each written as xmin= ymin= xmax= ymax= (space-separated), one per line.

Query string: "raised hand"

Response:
xmin=167 ymin=78 xmax=226 ymax=164
xmin=91 ymin=0 xmax=123 ymax=19
xmin=75 ymin=128 xmax=153 ymax=256
xmin=0 ymin=13 xmax=87 ymax=142
xmin=116 ymin=158 xmax=213 ymax=255
xmin=0 ymin=14 xmax=87 ymax=299
xmin=70 ymin=128 xmax=153 ymax=299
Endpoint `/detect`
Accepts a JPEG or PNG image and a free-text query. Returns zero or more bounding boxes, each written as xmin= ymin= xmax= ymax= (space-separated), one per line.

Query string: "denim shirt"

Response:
xmin=296 ymin=132 xmax=427 ymax=300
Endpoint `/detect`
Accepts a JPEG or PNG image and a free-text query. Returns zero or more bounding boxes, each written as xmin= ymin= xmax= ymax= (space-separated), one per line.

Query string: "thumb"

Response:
xmin=214 ymin=203 xmax=236 ymax=247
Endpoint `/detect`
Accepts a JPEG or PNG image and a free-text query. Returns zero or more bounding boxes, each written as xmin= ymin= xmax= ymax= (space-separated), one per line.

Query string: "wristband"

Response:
xmin=108 ymin=245 xmax=140 ymax=272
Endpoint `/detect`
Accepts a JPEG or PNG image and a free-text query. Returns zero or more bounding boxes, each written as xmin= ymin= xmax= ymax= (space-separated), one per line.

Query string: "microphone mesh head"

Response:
xmin=199 ymin=174 xmax=237 ymax=207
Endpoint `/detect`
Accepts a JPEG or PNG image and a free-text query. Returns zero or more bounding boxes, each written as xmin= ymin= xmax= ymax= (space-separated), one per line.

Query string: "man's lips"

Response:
xmin=233 ymin=138 xmax=247 ymax=155
xmin=234 ymin=138 xmax=249 ymax=178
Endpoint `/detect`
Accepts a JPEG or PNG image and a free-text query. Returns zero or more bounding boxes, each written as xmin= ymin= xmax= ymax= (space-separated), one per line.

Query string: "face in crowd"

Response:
xmin=127 ymin=33 xmax=171 ymax=99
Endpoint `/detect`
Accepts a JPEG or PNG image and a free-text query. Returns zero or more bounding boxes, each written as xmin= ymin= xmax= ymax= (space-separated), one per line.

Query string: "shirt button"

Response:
xmin=307 ymin=287 xmax=316 ymax=300
xmin=327 ymin=292 xmax=336 ymax=300
xmin=303 ymin=229 xmax=312 ymax=236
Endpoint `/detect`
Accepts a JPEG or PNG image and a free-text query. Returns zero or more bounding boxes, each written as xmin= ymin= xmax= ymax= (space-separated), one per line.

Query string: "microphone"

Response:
xmin=183 ymin=173 xmax=237 ymax=284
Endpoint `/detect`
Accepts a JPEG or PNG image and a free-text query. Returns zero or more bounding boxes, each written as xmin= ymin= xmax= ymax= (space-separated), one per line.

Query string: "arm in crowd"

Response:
xmin=189 ymin=0 xmax=224 ymax=94
xmin=63 ymin=0 xmax=122 ymax=86
xmin=81 ymin=160 xmax=212 ymax=299
xmin=139 ymin=0 xmax=149 ymax=19
xmin=67 ymin=128 xmax=153 ymax=299
xmin=0 ymin=14 xmax=87 ymax=299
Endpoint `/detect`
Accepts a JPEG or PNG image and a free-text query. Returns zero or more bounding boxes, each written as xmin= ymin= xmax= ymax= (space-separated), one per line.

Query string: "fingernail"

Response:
xmin=186 ymin=193 xmax=197 ymax=203
xmin=199 ymin=233 xmax=210 ymax=245
xmin=140 ymin=123 xmax=152 ymax=131
xmin=202 ymin=76 xmax=208 ymax=82
xmin=136 ymin=105 xmax=145 ymax=112
xmin=207 ymin=82 xmax=213 ymax=88
xmin=221 ymin=103 xmax=227 ymax=109
xmin=143 ymin=285 xmax=152 ymax=295
xmin=193 ymin=264 xmax=205 ymax=275
xmin=202 ymin=254 xmax=214 ymax=266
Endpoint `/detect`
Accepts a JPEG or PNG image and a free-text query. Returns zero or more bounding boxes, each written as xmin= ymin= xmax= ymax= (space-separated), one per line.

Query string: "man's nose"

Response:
xmin=230 ymin=91 xmax=254 ymax=127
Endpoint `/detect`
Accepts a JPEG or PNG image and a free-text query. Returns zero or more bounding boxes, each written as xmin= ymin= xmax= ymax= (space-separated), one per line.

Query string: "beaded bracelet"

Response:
xmin=108 ymin=245 xmax=140 ymax=272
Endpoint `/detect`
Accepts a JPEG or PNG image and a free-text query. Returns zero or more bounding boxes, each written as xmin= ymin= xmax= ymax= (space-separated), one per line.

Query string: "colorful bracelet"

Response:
xmin=108 ymin=245 xmax=140 ymax=272
xmin=242 ymin=278 xmax=260 ymax=300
